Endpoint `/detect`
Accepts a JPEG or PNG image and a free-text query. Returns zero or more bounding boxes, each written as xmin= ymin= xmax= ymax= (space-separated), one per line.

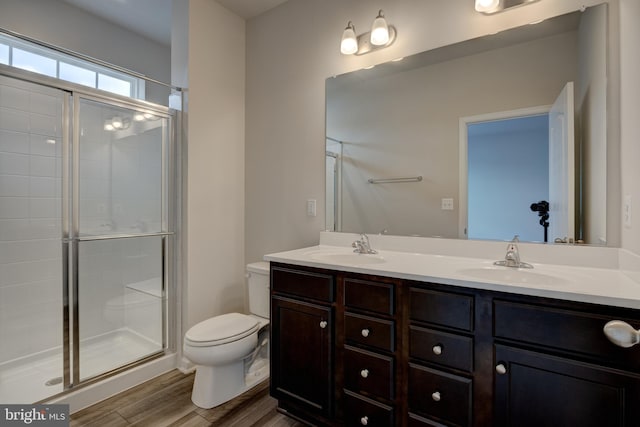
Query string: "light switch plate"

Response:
xmin=307 ymin=199 xmax=317 ymax=217
xmin=441 ymin=198 xmax=454 ymax=210
xmin=624 ymin=195 xmax=632 ymax=228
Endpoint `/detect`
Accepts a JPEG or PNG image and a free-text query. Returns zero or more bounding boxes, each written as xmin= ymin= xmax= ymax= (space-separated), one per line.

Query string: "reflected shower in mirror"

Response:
xmin=326 ymin=3 xmax=609 ymax=245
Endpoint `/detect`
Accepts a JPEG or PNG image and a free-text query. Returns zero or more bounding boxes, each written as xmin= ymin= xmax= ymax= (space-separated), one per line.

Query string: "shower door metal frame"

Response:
xmin=69 ymin=92 xmax=175 ymax=387
xmin=0 ymin=64 xmax=178 ymax=398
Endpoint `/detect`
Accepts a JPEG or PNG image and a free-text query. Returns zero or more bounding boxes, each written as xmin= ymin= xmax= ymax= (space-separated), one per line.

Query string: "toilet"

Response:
xmin=183 ymin=261 xmax=270 ymax=409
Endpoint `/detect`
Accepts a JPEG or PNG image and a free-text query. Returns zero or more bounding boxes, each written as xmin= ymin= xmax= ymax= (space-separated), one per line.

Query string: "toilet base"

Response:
xmin=191 ymin=359 xmax=270 ymax=409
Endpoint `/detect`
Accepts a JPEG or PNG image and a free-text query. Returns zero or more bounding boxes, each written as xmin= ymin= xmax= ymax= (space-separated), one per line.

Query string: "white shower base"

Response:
xmin=0 ymin=328 xmax=161 ymax=404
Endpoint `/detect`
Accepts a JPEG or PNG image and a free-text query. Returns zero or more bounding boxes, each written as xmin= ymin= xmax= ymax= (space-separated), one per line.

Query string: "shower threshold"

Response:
xmin=0 ymin=328 xmax=160 ymax=404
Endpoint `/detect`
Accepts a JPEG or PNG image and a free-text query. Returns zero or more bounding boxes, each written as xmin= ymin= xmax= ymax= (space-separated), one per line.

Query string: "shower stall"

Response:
xmin=0 ymin=69 xmax=176 ymax=404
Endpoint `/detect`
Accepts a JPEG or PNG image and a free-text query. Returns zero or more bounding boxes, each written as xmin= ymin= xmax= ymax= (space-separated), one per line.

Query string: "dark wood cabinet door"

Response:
xmin=271 ymin=295 xmax=333 ymax=417
xmin=494 ymin=345 xmax=640 ymax=427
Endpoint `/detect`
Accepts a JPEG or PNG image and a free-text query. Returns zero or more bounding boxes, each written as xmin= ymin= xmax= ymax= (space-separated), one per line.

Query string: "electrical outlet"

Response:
xmin=441 ymin=198 xmax=454 ymax=210
xmin=307 ymin=199 xmax=317 ymax=217
xmin=624 ymin=195 xmax=632 ymax=228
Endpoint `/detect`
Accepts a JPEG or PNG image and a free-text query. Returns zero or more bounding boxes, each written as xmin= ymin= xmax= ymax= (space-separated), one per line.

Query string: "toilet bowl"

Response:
xmin=183 ymin=261 xmax=270 ymax=409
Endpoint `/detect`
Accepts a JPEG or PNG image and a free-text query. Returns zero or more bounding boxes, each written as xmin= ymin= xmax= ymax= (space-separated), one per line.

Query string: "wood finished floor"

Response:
xmin=70 ymin=370 xmax=305 ymax=427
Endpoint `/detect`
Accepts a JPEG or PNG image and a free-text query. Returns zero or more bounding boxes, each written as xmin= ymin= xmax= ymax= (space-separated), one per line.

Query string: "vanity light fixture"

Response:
xmin=340 ymin=10 xmax=397 ymax=56
xmin=475 ymin=0 xmax=540 ymax=15
xmin=104 ymin=117 xmax=130 ymax=131
xmin=340 ymin=22 xmax=358 ymax=55
xmin=475 ymin=0 xmax=500 ymax=13
xmin=370 ymin=10 xmax=389 ymax=46
xmin=111 ymin=116 xmax=124 ymax=129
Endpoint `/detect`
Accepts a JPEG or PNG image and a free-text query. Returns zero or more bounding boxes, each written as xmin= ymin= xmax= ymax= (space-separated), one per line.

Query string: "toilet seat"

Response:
xmin=185 ymin=313 xmax=259 ymax=347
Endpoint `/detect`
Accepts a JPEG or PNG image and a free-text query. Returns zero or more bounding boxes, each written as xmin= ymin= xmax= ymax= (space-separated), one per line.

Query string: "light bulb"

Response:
xmin=112 ymin=116 xmax=123 ymax=129
xmin=104 ymin=122 xmax=114 ymax=131
xmin=340 ymin=22 xmax=358 ymax=55
xmin=134 ymin=113 xmax=145 ymax=121
xmin=475 ymin=0 xmax=500 ymax=13
xmin=370 ymin=10 xmax=389 ymax=46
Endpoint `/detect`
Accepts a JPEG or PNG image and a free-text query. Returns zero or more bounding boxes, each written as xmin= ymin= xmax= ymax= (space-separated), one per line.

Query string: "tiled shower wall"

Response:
xmin=0 ymin=78 xmax=63 ymax=363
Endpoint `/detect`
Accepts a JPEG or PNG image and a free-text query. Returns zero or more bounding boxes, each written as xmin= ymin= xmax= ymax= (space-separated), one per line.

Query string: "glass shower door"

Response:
xmin=74 ymin=97 xmax=169 ymax=381
xmin=0 ymin=75 xmax=66 ymax=403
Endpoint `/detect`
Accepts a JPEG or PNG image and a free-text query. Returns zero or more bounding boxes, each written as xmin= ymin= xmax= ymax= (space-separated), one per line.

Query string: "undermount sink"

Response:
xmin=307 ymin=251 xmax=386 ymax=265
xmin=458 ymin=266 xmax=569 ymax=286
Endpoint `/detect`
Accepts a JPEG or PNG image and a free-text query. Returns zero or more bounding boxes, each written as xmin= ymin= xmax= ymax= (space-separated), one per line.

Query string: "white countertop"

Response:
xmin=265 ymin=241 xmax=640 ymax=310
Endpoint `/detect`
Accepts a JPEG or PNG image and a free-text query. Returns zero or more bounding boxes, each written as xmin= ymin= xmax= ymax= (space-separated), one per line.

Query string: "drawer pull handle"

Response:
xmin=603 ymin=320 xmax=640 ymax=348
xmin=360 ymin=369 xmax=369 ymax=378
xmin=319 ymin=321 xmax=327 ymax=329
xmin=496 ymin=363 xmax=507 ymax=375
xmin=432 ymin=391 xmax=441 ymax=402
xmin=432 ymin=345 xmax=442 ymax=355
xmin=361 ymin=328 xmax=370 ymax=338
xmin=360 ymin=416 xmax=369 ymax=425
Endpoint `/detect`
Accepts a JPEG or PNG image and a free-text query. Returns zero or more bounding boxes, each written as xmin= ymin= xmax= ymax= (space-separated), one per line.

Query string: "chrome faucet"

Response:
xmin=494 ymin=235 xmax=533 ymax=268
xmin=352 ymin=233 xmax=378 ymax=254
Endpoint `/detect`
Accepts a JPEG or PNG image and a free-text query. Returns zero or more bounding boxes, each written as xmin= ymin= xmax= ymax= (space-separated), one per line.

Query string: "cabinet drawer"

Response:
xmin=410 ymin=325 xmax=473 ymax=372
xmin=271 ymin=266 xmax=334 ymax=302
xmin=410 ymin=287 xmax=474 ymax=332
xmin=408 ymin=363 xmax=472 ymax=427
xmin=344 ymin=346 xmax=394 ymax=401
xmin=344 ymin=278 xmax=394 ymax=315
xmin=344 ymin=390 xmax=394 ymax=427
xmin=494 ymin=300 xmax=640 ymax=370
xmin=345 ymin=312 xmax=395 ymax=353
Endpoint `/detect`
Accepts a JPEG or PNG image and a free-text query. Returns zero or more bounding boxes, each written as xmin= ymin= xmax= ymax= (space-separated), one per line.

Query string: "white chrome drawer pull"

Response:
xmin=319 ymin=321 xmax=327 ymax=329
xmin=361 ymin=328 xmax=370 ymax=338
xmin=496 ymin=363 xmax=507 ymax=375
xmin=432 ymin=391 xmax=441 ymax=402
xmin=360 ymin=416 xmax=369 ymax=425
xmin=360 ymin=369 xmax=369 ymax=378
xmin=432 ymin=345 xmax=442 ymax=355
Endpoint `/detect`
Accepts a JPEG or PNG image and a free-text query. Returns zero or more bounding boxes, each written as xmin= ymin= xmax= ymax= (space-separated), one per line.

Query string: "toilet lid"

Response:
xmin=185 ymin=313 xmax=259 ymax=346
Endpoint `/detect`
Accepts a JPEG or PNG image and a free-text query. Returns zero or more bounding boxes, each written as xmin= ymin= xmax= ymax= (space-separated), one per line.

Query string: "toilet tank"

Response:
xmin=247 ymin=261 xmax=270 ymax=318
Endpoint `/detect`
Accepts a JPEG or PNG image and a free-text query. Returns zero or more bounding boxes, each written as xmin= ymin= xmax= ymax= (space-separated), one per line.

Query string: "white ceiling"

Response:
xmin=60 ymin=0 xmax=288 ymax=47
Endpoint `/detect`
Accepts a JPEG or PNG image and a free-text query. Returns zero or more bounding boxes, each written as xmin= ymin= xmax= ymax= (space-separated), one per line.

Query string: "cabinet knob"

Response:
xmin=603 ymin=320 xmax=640 ymax=348
xmin=432 ymin=345 xmax=442 ymax=355
xmin=319 ymin=320 xmax=327 ymax=329
xmin=361 ymin=328 xmax=370 ymax=338
xmin=431 ymin=391 xmax=441 ymax=402
xmin=360 ymin=369 xmax=369 ymax=378
xmin=360 ymin=416 xmax=369 ymax=425
xmin=496 ymin=363 xmax=507 ymax=375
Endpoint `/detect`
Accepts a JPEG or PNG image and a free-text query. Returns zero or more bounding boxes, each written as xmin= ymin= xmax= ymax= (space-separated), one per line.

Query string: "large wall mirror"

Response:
xmin=326 ymin=3 xmax=613 ymax=245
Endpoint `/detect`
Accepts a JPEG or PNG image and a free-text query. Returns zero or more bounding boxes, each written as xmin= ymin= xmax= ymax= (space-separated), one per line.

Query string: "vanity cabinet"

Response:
xmin=270 ymin=262 xmax=640 ymax=427
xmin=492 ymin=298 xmax=640 ymax=427
xmin=270 ymin=265 xmax=336 ymax=424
